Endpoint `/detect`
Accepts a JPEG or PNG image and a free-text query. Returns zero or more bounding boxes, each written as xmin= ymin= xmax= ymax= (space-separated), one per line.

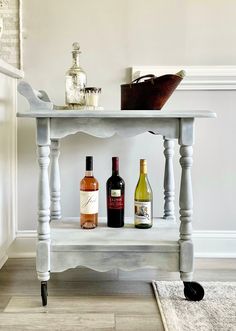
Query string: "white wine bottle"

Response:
xmin=134 ymin=159 xmax=153 ymax=229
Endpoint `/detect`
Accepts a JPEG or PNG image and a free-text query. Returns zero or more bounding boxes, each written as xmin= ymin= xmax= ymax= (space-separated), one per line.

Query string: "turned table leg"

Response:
xmin=36 ymin=119 xmax=51 ymax=282
xmin=50 ymin=139 xmax=61 ymax=221
xmin=163 ymin=138 xmax=175 ymax=221
xmin=178 ymin=119 xmax=194 ymax=282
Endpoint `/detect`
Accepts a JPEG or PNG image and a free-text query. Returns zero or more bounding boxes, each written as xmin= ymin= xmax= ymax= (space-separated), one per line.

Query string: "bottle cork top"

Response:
xmin=72 ymin=42 xmax=81 ymax=54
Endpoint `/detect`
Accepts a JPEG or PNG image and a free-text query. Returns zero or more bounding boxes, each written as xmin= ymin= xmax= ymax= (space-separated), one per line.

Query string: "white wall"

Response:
xmin=17 ymin=0 xmax=236 ymax=236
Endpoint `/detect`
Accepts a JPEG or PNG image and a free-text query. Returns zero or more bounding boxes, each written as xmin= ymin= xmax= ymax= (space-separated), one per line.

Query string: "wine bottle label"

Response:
xmin=108 ymin=194 xmax=124 ymax=210
xmin=80 ymin=190 xmax=99 ymax=214
xmin=134 ymin=200 xmax=151 ymax=224
xmin=111 ymin=189 xmax=121 ymax=197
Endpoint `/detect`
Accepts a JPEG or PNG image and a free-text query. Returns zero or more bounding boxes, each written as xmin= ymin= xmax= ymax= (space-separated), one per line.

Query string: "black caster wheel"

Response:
xmin=41 ymin=281 xmax=48 ymax=306
xmin=183 ymin=281 xmax=205 ymax=301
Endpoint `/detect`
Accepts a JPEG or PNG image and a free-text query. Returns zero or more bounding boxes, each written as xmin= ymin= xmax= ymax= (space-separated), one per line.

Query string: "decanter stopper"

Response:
xmin=72 ymin=42 xmax=81 ymax=53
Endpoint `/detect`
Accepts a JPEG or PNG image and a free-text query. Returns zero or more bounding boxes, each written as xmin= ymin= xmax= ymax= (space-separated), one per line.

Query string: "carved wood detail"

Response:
xmin=50 ymin=140 xmax=61 ymax=221
xmin=163 ymin=138 xmax=175 ymax=220
xmin=179 ymin=144 xmax=194 ymax=281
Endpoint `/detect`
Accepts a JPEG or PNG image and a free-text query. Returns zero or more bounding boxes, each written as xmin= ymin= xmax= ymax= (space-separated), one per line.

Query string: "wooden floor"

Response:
xmin=0 ymin=258 xmax=235 ymax=330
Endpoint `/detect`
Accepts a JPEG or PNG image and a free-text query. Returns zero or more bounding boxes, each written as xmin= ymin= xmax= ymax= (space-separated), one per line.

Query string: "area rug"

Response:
xmin=152 ymin=281 xmax=236 ymax=331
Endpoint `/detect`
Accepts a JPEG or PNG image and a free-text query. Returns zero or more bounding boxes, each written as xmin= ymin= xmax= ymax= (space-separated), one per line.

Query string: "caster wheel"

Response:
xmin=41 ymin=281 xmax=48 ymax=306
xmin=184 ymin=281 xmax=205 ymax=301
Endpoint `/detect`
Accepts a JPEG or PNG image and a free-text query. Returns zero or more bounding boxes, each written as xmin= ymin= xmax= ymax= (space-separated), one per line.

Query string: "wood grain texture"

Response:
xmin=0 ymin=279 xmax=154 ymax=297
xmin=0 ymin=313 xmax=115 ymax=328
xmin=0 ymin=328 xmax=115 ymax=331
xmin=5 ymin=295 xmax=158 ymax=314
xmin=115 ymin=314 xmax=163 ymax=331
xmin=0 ymin=296 xmax=11 ymax=312
xmin=1 ymin=258 xmax=236 ymax=331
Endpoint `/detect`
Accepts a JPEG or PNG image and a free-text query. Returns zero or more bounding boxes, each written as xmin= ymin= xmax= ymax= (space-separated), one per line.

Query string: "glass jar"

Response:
xmin=85 ymin=87 xmax=101 ymax=108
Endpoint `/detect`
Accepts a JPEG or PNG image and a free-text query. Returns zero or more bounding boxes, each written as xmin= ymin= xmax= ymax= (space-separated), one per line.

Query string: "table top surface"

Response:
xmin=17 ymin=110 xmax=216 ymax=119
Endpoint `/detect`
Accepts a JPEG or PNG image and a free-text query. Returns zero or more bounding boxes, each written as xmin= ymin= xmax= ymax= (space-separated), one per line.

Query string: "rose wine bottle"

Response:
xmin=106 ymin=157 xmax=125 ymax=227
xmin=80 ymin=156 xmax=99 ymax=229
xmin=134 ymin=159 xmax=153 ymax=229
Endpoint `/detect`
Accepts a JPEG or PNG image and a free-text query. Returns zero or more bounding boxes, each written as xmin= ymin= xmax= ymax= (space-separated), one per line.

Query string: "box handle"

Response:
xmin=132 ymin=74 xmax=156 ymax=84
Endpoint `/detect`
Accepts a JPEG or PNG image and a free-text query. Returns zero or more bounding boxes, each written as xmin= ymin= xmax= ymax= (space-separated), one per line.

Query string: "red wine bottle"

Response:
xmin=106 ymin=157 xmax=125 ymax=227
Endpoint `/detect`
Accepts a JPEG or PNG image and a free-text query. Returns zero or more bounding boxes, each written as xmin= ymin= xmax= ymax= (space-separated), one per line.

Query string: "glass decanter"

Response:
xmin=65 ymin=42 xmax=87 ymax=106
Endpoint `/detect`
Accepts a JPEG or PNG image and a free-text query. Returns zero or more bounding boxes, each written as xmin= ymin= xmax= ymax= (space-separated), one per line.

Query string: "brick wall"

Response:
xmin=0 ymin=0 xmax=20 ymax=68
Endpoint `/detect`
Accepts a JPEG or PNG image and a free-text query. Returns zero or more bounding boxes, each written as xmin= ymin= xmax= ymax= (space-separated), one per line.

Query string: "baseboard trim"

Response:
xmin=7 ymin=232 xmax=36 ymax=258
xmin=193 ymin=230 xmax=236 ymax=258
xmin=131 ymin=65 xmax=236 ymax=90
xmin=0 ymin=253 xmax=8 ymax=269
xmin=7 ymin=229 xmax=236 ymax=259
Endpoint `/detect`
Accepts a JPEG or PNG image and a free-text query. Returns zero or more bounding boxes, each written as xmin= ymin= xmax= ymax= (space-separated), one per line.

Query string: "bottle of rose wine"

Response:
xmin=80 ymin=156 xmax=99 ymax=229
xmin=106 ymin=157 xmax=125 ymax=227
xmin=134 ymin=159 xmax=153 ymax=229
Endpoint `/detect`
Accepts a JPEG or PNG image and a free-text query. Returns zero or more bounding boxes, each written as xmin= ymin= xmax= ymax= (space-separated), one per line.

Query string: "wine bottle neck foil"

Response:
xmin=140 ymin=159 xmax=147 ymax=174
xmin=85 ymin=171 xmax=93 ymax=177
xmin=112 ymin=157 xmax=119 ymax=174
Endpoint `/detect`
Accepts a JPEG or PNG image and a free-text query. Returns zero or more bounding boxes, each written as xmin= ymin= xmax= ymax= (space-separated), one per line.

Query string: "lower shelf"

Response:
xmin=49 ymin=217 xmax=180 ymax=273
xmin=50 ymin=217 xmax=179 ymax=252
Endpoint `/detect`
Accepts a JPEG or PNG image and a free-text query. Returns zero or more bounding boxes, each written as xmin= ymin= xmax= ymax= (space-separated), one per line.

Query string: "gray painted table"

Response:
xmin=17 ymin=81 xmax=216 ymax=305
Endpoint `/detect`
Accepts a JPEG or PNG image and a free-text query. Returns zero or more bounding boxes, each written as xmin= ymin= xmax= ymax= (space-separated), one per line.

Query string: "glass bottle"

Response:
xmin=134 ymin=159 xmax=153 ymax=229
xmin=106 ymin=157 xmax=125 ymax=227
xmin=65 ymin=42 xmax=87 ymax=106
xmin=80 ymin=156 xmax=99 ymax=229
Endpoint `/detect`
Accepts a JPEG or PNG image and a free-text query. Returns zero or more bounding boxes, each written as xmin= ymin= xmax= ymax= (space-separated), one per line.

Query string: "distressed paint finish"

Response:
xmin=36 ymin=119 xmax=50 ymax=281
xmin=179 ymin=144 xmax=194 ymax=282
xmin=50 ymin=218 xmax=179 ymax=273
xmin=18 ymin=81 xmax=53 ymax=111
xmin=17 ymin=81 xmax=216 ymax=283
xmin=163 ymin=138 xmax=175 ymax=220
xmin=50 ymin=140 xmax=61 ymax=221
xmin=50 ymin=117 xmax=179 ymax=140
xmin=50 ymin=218 xmax=178 ymax=250
xmin=178 ymin=118 xmax=194 ymax=282
xmin=51 ymin=251 xmax=180 ymax=273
